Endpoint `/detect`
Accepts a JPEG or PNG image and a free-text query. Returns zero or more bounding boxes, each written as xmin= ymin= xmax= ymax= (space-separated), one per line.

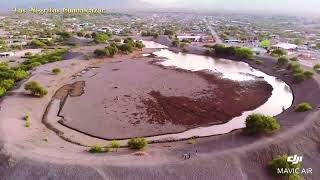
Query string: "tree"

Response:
xmin=277 ymin=57 xmax=289 ymax=66
xmin=128 ymin=138 xmax=148 ymax=150
xmin=303 ymin=70 xmax=314 ymax=79
xmin=0 ymin=87 xmax=6 ymax=97
xmin=118 ymin=43 xmax=133 ymax=54
xmin=14 ymin=70 xmax=29 ymax=81
xmin=0 ymin=79 xmax=14 ymax=90
xmin=268 ymin=155 xmax=301 ymax=179
xmin=313 ymin=64 xmax=320 ymax=72
xmin=52 ymin=68 xmax=61 ymax=75
xmin=164 ymin=29 xmax=174 ymax=36
xmin=106 ymin=46 xmax=118 ymax=57
xmin=76 ymin=31 xmax=84 ymax=37
xmin=244 ymin=113 xmax=280 ymax=134
xmin=94 ymin=48 xmax=109 ymax=57
xmin=30 ymin=39 xmax=47 ymax=48
xmin=295 ymin=102 xmax=313 ymax=112
xmin=235 ymin=48 xmax=254 ymax=59
xmin=260 ymin=40 xmax=271 ymax=48
xmin=93 ymin=33 xmax=109 ymax=43
xmin=134 ymin=41 xmax=145 ymax=49
xmin=24 ymin=81 xmax=48 ymax=97
xmin=110 ymin=140 xmax=121 ymax=152
xmin=271 ymin=49 xmax=287 ymax=57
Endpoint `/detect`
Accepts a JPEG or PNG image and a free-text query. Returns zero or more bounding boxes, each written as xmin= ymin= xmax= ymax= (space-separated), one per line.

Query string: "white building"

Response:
xmin=272 ymin=43 xmax=298 ymax=50
xmin=0 ymin=52 xmax=14 ymax=58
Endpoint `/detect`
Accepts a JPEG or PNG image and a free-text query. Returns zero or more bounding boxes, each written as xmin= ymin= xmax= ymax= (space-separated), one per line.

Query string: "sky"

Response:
xmin=1 ymin=0 xmax=320 ymax=15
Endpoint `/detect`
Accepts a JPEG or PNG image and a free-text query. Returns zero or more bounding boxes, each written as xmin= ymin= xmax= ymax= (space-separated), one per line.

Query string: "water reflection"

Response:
xmin=143 ymin=41 xmax=293 ymax=141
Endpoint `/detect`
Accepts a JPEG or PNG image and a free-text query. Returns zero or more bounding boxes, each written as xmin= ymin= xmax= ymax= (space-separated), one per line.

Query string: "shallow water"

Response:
xmin=142 ymin=41 xmax=293 ymax=141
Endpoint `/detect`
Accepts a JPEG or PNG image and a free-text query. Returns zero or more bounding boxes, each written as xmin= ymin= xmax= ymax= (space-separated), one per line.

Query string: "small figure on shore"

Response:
xmin=183 ymin=153 xmax=188 ymax=160
xmin=187 ymin=152 xmax=191 ymax=159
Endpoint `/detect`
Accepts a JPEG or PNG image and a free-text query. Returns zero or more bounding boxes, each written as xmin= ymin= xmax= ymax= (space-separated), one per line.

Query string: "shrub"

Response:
xmin=52 ymin=68 xmax=61 ymax=75
xmin=110 ymin=140 xmax=121 ymax=151
xmin=268 ymin=155 xmax=301 ymax=178
xmin=290 ymin=57 xmax=299 ymax=61
xmin=271 ymin=49 xmax=287 ymax=57
xmin=24 ymin=81 xmax=48 ymax=97
xmin=235 ymin=47 xmax=254 ymax=59
xmin=94 ymin=48 xmax=110 ymax=57
xmin=0 ymin=87 xmax=6 ymax=97
xmin=187 ymin=139 xmax=196 ymax=144
xmin=128 ymin=138 xmax=148 ymax=150
xmin=303 ymin=70 xmax=314 ymax=79
xmin=25 ymin=52 xmax=32 ymax=57
xmin=0 ymin=79 xmax=14 ymax=90
xmin=89 ymin=144 xmax=105 ymax=153
xmin=314 ymin=64 xmax=320 ymax=72
xmin=293 ymin=72 xmax=305 ymax=82
xmin=244 ymin=113 xmax=280 ymax=134
xmin=277 ymin=57 xmax=289 ymax=66
xmin=295 ymin=103 xmax=313 ymax=112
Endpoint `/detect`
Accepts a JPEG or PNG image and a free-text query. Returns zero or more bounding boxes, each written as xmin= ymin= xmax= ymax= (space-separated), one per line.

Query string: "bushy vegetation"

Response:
xmin=295 ymin=102 xmax=313 ymax=112
xmin=141 ymin=31 xmax=159 ymax=38
xmin=207 ymin=44 xmax=254 ymax=59
xmin=0 ymin=63 xmax=29 ymax=97
xmin=24 ymin=81 xmax=48 ymax=97
xmin=52 ymin=68 xmax=61 ymax=75
xmin=287 ymin=62 xmax=315 ymax=82
xmin=268 ymin=155 xmax=301 ymax=179
xmin=277 ymin=56 xmax=289 ymax=66
xmin=89 ymin=144 xmax=109 ymax=153
xmin=93 ymin=32 xmax=110 ymax=43
xmin=271 ymin=49 xmax=287 ymax=57
xmin=24 ymin=114 xmax=31 ymax=128
xmin=290 ymin=57 xmax=299 ymax=61
xmin=19 ymin=49 xmax=68 ymax=71
xmin=128 ymin=138 xmax=148 ymax=150
xmin=313 ymin=64 xmax=320 ymax=72
xmin=172 ymin=38 xmax=180 ymax=47
xmin=244 ymin=113 xmax=280 ymax=134
xmin=110 ymin=140 xmax=121 ymax=152
xmin=30 ymin=39 xmax=47 ymax=48
xmin=94 ymin=39 xmax=144 ymax=58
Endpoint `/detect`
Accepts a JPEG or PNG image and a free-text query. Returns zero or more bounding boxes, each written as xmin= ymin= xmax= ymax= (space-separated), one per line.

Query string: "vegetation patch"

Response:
xmin=89 ymin=144 xmax=110 ymax=153
xmin=243 ymin=113 xmax=280 ymax=134
xmin=128 ymin=138 xmax=148 ymax=150
xmin=24 ymin=81 xmax=48 ymax=97
xmin=268 ymin=155 xmax=302 ymax=179
xmin=295 ymin=103 xmax=313 ymax=112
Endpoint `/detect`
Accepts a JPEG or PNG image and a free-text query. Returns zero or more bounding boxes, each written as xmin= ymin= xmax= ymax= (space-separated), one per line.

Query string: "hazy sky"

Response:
xmin=1 ymin=0 xmax=320 ymax=15
xmin=141 ymin=0 xmax=320 ymax=14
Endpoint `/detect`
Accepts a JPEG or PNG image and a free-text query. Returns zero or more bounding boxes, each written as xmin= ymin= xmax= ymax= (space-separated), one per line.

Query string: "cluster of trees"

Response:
xmin=88 ymin=138 xmax=148 ymax=153
xmin=24 ymin=81 xmax=48 ymax=97
xmin=286 ymin=60 xmax=315 ymax=82
xmin=271 ymin=49 xmax=287 ymax=57
xmin=314 ymin=64 xmax=320 ymax=72
xmin=19 ymin=49 xmax=68 ymax=71
xmin=94 ymin=38 xmax=145 ymax=58
xmin=141 ymin=31 xmax=159 ymax=39
xmin=244 ymin=113 xmax=280 ymax=134
xmin=92 ymin=32 xmax=111 ymax=44
xmin=0 ymin=63 xmax=29 ymax=97
xmin=206 ymin=44 xmax=254 ymax=59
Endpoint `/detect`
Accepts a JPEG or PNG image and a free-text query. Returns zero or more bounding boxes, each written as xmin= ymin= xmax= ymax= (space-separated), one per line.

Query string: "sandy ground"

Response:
xmin=0 ymin=39 xmax=320 ymax=180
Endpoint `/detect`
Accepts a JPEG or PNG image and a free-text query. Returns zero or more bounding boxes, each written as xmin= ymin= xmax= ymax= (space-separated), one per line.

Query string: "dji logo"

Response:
xmin=287 ymin=155 xmax=303 ymax=164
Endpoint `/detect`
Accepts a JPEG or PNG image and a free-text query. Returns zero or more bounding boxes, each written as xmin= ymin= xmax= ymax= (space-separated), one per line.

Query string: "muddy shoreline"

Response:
xmin=54 ymin=58 xmax=272 ymax=140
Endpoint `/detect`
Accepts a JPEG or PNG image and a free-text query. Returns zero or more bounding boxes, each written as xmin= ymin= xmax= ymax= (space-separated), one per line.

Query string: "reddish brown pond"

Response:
xmin=56 ymin=58 xmax=272 ymax=140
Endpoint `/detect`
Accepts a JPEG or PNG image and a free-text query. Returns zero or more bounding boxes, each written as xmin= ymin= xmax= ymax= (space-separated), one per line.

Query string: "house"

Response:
xmin=272 ymin=43 xmax=298 ymax=50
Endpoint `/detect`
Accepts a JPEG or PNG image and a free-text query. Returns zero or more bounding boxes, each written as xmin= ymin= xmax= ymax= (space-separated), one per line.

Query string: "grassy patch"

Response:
xmin=295 ymin=103 xmax=313 ymax=112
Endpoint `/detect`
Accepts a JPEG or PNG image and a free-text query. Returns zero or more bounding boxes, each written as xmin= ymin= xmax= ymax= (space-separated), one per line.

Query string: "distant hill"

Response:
xmin=1 ymin=0 xmax=150 ymax=11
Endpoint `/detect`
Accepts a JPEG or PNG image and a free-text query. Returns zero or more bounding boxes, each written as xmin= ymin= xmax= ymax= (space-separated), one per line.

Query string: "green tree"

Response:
xmin=313 ymin=64 xmax=320 ymax=72
xmin=118 ymin=44 xmax=133 ymax=54
xmin=244 ymin=113 xmax=280 ymax=134
xmin=271 ymin=49 xmax=287 ymax=57
xmin=277 ymin=57 xmax=289 ymax=66
xmin=110 ymin=140 xmax=121 ymax=152
xmin=128 ymin=138 xmax=148 ymax=150
xmin=94 ymin=48 xmax=109 ymax=57
xmin=295 ymin=103 xmax=313 ymax=112
xmin=172 ymin=39 xmax=180 ymax=47
xmin=24 ymin=81 xmax=48 ymax=97
xmin=0 ymin=79 xmax=14 ymax=90
xmin=235 ymin=48 xmax=254 ymax=59
xmin=0 ymin=87 xmax=6 ymax=97
xmin=260 ymin=40 xmax=271 ymax=48
xmin=30 ymin=39 xmax=47 ymax=48
xmin=93 ymin=33 xmax=109 ymax=43
xmin=52 ymin=68 xmax=61 ymax=75
xmin=268 ymin=155 xmax=301 ymax=179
